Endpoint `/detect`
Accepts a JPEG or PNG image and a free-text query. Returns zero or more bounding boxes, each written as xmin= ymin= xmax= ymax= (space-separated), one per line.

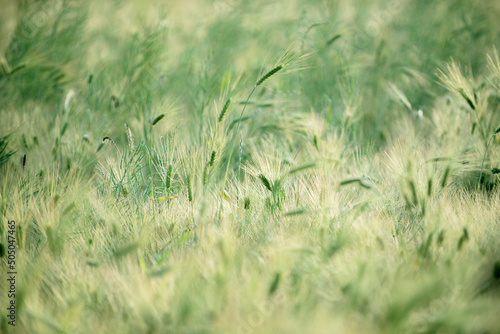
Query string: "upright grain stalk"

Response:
xmin=217 ymin=64 xmax=285 ymax=222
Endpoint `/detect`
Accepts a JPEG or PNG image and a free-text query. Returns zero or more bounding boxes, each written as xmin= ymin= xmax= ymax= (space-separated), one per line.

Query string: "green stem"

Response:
xmin=217 ymin=86 xmax=257 ymax=222
xmin=478 ymin=134 xmax=494 ymax=189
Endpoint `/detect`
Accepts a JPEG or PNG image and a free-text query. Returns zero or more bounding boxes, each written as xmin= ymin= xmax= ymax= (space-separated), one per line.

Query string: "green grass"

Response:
xmin=1 ymin=0 xmax=500 ymax=333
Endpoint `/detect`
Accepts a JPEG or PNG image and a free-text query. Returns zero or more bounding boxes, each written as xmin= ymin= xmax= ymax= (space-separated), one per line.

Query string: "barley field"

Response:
xmin=1 ymin=0 xmax=500 ymax=333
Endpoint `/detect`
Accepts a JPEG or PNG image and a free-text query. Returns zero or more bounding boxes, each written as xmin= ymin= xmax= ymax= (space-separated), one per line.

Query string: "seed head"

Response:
xmin=256 ymin=65 xmax=283 ymax=87
xmin=258 ymin=174 xmax=273 ymax=192
xmin=218 ymin=98 xmax=231 ymax=123
xmin=209 ymin=150 xmax=216 ymax=167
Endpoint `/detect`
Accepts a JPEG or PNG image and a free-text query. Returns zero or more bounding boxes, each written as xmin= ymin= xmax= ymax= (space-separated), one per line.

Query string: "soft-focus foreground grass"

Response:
xmin=1 ymin=0 xmax=500 ymax=333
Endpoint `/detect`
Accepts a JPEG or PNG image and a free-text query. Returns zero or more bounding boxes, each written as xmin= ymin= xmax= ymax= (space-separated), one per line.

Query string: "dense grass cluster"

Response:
xmin=1 ymin=0 xmax=500 ymax=333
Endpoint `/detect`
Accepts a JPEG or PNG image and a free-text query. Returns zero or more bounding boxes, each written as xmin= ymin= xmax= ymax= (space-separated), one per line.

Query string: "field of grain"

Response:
xmin=1 ymin=1 xmax=500 ymax=333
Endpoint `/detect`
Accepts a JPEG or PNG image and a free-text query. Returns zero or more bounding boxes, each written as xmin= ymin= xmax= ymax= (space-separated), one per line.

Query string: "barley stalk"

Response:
xmin=478 ymin=134 xmax=495 ymax=188
xmin=218 ymin=60 xmax=286 ymax=222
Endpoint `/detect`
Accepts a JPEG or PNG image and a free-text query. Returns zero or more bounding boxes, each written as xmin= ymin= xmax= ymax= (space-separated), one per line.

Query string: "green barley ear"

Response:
xmin=202 ymin=165 xmax=208 ymax=186
xmin=151 ymin=114 xmax=166 ymax=126
xmin=437 ymin=61 xmax=476 ymax=110
xmin=96 ymin=142 xmax=104 ymax=153
xmin=60 ymin=122 xmax=69 ymax=137
xmin=313 ymin=135 xmax=319 ymax=150
xmin=427 ymin=178 xmax=433 ymax=197
xmin=437 ymin=230 xmax=445 ymax=246
xmin=492 ymin=262 xmax=500 ymax=280
xmin=209 ymin=150 xmax=216 ymax=167
xmin=441 ymin=166 xmax=451 ymax=188
xmin=326 ymin=34 xmax=342 ymax=46
xmin=287 ymin=161 xmax=316 ymax=175
xmin=258 ymin=174 xmax=273 ymax=192
xmin=244 ymin=197 xmax=251 ymax=210
xmin=408 ymin=180 xmax=418 ymax=206
xmin=284 ymin=208 xmax=306 ymax=216
xmin=457 ymin=227 xmax=469 ymax=250
xmin=268 ymin=272 xmax=281 ymax=296
xmin=458 ymin=88 xmax=476 ymax=110
xmin=166 ymin=165 xmax=173 ymax=190
xmin=339 ymin=178 xmax=362 ymax=186
xmin=111 ymin=95 xmax=119 ymax=109
xmin=186 ymin=175 xmax=193 ymax=202
xmin=256 ymin=64 xmax=283 ymax=87
xmin=218 ymin=98 xmax=231 ymax=123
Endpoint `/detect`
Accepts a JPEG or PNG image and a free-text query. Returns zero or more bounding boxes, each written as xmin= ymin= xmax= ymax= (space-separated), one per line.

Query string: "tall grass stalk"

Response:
xmin=217 ymin=64 xmax=284 ymax=221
